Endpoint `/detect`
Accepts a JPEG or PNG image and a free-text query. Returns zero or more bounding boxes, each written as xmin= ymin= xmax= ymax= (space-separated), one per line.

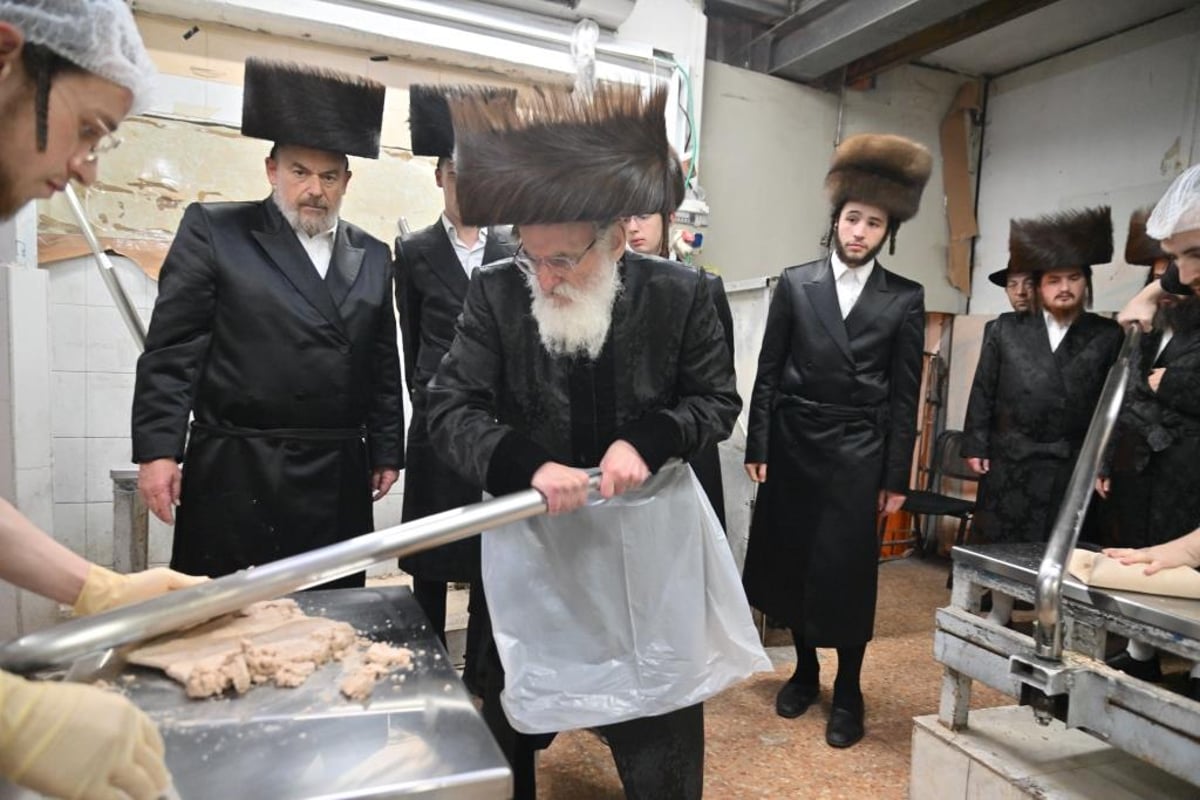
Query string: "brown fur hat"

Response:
xmin=450 ymin=84 xmax=672 ymax=226
xmin=409 ymin=84 xmax=516 ymax=159
xmin=825 ymin=134 xmax=933 ymax=223
xmin=241 ymin=58 xmax=385 ymax=159
xmin=1008 ymin=206 xmax=1113 ymax=275
xmin=1125 ymin=206 xmax=1167 ymax=266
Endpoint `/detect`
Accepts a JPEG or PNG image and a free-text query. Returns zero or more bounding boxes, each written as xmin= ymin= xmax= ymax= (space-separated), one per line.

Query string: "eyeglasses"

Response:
xmin=81 ymin=118 xmax=122 ymax=164
xmin=513 ymin=237 xmax=597 ymax=275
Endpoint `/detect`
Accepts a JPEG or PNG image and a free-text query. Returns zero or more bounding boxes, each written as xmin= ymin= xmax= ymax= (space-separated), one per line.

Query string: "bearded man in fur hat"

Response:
xmin=962 ymin=207 xmax=1122 ymax=622
xmin=133 ymin=59 xmax=403 ymax=587
xmin=741 ymin=134 xmax=929 ymax=748
xmin=394 ymin=85 xmax=517 ymax=669
xmin=426 ymin=85 xmax=739 ymax=800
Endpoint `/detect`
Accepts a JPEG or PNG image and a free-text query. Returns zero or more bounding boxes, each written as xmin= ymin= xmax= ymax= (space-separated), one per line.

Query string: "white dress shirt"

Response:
xmin=1043 ymin=310 xmax=1072 ymax=352
xmin=441 ymin=213 xmax=488 ymax=277
xmin=1156 ymin=328 xmax=1175 ymax=361
xmin=293 ymin=220 xmax=337 ymax=279
xmin=830 ymin=250 xmax=875 ymax=319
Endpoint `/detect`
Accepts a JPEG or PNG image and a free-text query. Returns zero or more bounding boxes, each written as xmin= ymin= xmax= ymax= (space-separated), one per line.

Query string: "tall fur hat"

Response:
xmin=451 ymin=84 xmax=672 ymax=226
xmin=1125 ymin=206 xmax=1167 ymax=266
xmin=241 ymin=58 xmax=385 ymax=159
xmin=409 ymin=84 xmax=517 ymax=159
xmin=1008 ymin=206 xmax=1113 ymax=275
xmin=825 ymin=134 xmax=933 ymax=223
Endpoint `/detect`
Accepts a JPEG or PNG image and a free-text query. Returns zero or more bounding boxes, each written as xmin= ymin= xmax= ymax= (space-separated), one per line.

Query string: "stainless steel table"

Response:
xmin=935 ymin=542 xmax=1200 ymax=787
xmin=0 ymin=587 xmax=510 ymax=800
xmin=149 ymin=586 xmax=510 ymax=799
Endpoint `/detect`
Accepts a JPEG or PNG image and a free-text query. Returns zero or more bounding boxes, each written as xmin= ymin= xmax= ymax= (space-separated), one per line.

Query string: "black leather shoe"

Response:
xmin=1107 ymin=652 xmax=1163 ymax=682
xmin=825 ymin=705 xmax=865 ymax=748
xmin=775 ymin=681 xmax=819 ymax=718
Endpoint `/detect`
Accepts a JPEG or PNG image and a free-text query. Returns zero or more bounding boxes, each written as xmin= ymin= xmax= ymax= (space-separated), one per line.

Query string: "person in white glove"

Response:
xmin=0 ymin=2 xmax=201 ymax=797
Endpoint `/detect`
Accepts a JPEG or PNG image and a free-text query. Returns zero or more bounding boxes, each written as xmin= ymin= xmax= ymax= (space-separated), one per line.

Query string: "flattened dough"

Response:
xmin=1068 ymin=549 xmax=1200 ymax=599
xmin=128 ymin=599 xmax=411 ymax=700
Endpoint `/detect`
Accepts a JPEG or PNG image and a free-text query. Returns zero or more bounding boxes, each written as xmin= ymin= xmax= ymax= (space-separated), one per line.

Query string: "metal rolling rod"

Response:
xmin=63 ymin=184 xmax=146 ymax=350
xmin=0 ymin=472 xmax=602 ymax=674
xmin=1008 ymin=324 xmax=1140 ymax=723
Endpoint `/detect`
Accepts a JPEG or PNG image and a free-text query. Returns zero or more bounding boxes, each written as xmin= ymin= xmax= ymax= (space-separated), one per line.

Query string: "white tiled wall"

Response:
xmin=47 ymin=254 xmax=151 ymax=570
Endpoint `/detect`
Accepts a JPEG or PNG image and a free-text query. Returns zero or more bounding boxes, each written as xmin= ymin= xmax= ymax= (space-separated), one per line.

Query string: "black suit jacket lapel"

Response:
xmin=845 ymin=263 xmax=897 ymax=338
xmin=422 ymin=220 xmax=470 ymax=301
xmin=326 ymin=224 xmax=364 ymax=310
xmin=801 ymin=258 xmax=853 ymax=363
xmin=250 ymin=198 xmax=347 ymax=337
xmin=483 ymin=226 xmax=516 ymax=264
xmin=1022 ymin=312 xmax=1065 ymax=390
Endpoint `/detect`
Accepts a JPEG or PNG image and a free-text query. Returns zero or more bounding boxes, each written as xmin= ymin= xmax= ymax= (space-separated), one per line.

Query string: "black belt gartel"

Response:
xmin=190 ymin=421 xmax=365 ymax=441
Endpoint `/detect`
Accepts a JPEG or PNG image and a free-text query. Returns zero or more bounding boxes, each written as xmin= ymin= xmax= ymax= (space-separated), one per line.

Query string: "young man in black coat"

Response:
xmin=134 ymin=60 xmax=403 ymax=587
xmin=963 ymin=207 xmax=1122 ymax=624
xmin=742 ymin=134 xmax=930 ymax=748
xmin=394 ymin=86 xmax=516 ymax=663
xmin=426 ymin=84 xmax=739 ymax=800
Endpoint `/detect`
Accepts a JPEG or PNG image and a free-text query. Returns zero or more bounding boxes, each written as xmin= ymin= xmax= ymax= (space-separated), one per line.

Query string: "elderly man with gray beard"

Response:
xmin=426 ymin=85 xmax=740 ymax=800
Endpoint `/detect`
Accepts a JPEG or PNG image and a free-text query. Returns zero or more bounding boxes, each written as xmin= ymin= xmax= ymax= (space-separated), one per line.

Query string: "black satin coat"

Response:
xmin=962 ymin=310 xmax=1122 ymax=545
xmin=1100 ymin=323 xmax=1200 ymax=548
xmin=741 ymin=258 xmax=925 ymax=647
xmin=394 ymin=220 xmax=516 ymax=581
xmin=425 ymin=252 xmax=740 ymax=499
xmin=685 ymin=271 xmax=734 ymax=531
xmin=132 ymin=198 xmax=403 ymax=578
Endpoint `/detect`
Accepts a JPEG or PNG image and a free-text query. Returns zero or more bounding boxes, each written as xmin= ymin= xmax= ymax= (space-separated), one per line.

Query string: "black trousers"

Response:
xmin=474 ymin=588 xmax=705 ymax=799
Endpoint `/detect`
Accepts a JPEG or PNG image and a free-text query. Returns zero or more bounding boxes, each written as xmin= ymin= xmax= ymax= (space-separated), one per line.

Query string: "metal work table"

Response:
xmin=1 ymin=587 xmax=511 ymax=800
xmin=936 ymin=542 xmax=1200 ymax=786
xmin=150 ymin=586 xmax=509 ymax=799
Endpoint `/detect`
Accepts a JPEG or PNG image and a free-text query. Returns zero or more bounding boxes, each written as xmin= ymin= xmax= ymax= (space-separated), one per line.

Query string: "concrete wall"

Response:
xmin=698 ymin=60 xmax=970 ymax=314
xmin=969 ymin=5 xmax=1200 ymax=315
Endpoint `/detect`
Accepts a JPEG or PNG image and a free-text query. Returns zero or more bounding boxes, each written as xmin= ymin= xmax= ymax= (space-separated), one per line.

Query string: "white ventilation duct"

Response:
xmin=134 ymin=0 xmax=655 ymax=82
xmin=462 ymin=0 xmax=636 ymax=30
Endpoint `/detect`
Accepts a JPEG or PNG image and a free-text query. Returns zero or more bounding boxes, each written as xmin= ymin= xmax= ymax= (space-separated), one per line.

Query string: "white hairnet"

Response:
xmin=0 ymin=0 xmax=156 ymax=114
xmin=1147 ymin=164 xmax=1200 ymax=240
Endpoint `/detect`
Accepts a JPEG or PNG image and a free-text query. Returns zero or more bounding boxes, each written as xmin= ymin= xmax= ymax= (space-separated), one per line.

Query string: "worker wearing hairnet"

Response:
xmin=1119 ymin=165 xmax=1200 ymax=329
xmin=0 ymin=2 xmax=202 ymax=798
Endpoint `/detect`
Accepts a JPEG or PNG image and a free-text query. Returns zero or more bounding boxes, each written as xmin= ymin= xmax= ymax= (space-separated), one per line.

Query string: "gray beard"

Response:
xmin=526 ymin=259 xmax=622 ymax=360
xmin=272 ymin=188 xmax=339 ymax=237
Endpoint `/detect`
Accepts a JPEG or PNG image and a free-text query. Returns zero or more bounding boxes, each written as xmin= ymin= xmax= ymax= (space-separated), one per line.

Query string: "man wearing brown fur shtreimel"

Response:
xmin=742 ymin=134 xmax=929 ymax=749
xmin=962 ymin=207 xmax=1123 ymax=624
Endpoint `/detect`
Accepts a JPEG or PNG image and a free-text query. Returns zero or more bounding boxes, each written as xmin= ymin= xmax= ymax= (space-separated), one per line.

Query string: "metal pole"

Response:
xmin=62 ymin=184 xmax=147 ymax=350
xmin=0 ymin=476 xmax=599 ymax=674
xmin=1033 ymin=325 xmax=1140 ymax=659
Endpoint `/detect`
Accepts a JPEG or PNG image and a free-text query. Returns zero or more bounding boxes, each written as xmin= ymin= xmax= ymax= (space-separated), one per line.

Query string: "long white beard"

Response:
xmin=526 ymin=259 xmax=622 ymax=360
xmin=272 ymin=187 xmax=340 ymax=237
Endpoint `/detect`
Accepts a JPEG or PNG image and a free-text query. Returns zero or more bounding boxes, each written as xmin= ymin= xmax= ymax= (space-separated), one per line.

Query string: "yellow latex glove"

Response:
xmin=0 ymin=670 xmax=169 ymax=800
xmin=73 ymin=564 xmax=208 ymax=616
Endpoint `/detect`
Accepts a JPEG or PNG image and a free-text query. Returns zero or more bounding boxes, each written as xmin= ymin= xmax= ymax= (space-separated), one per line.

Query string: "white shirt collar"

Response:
xmin=441 ymin=213 xmax=487 ymax=247
xmin=830 ymin=249 xmax=876 ymax=283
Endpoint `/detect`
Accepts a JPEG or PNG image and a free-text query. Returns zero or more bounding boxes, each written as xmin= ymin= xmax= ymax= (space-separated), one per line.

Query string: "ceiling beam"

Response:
xmin=763 ymin=0 xmax=988 ymax=83
xmin=834 ymin=0 xmax=1060 ymax=84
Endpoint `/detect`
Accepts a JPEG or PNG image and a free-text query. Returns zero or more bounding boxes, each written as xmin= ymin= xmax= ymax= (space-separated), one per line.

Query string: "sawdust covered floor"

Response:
xmin=534 ymin=556 xmax=1010 ymax=799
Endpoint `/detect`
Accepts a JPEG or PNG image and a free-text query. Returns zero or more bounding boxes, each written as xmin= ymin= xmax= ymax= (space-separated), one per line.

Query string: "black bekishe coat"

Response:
xmin=132 ymin=198 xmax=403 ymax=579
xmin=425 ymin=252 xmax=740 ymax=501
xmin=393 ymin=219 xmax=516 ymax=582
xmin=963 ymin=310 xmax=1122 ymax=545
xmin=742 ymin=258 xmax=924 ymax=648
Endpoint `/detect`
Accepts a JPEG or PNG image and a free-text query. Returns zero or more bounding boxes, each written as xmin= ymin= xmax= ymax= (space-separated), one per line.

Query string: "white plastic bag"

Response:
xmin=482 ymin=461 xmax=772 ymax=734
